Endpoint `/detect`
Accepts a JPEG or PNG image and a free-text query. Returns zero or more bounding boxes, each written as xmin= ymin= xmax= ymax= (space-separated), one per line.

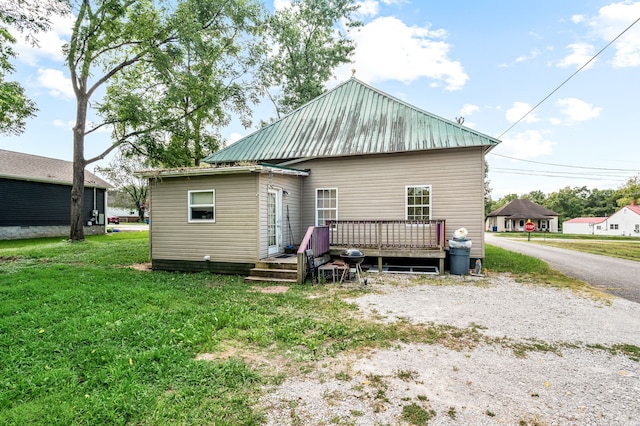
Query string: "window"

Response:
xmin=316 ymin=188 xmax=337 ymax=226
xmin=406 ymin=185 xmax=431 ymax=220
xmin=610 ymin=223 xmax=619 ymax=230
xmin=188 ymin=190 xmax=215 ymax=222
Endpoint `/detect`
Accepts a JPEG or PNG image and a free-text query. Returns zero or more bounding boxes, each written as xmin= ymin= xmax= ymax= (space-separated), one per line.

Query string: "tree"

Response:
xmin=484 ymin=160 xmax=493 ymax=216
xmin=545 ymin=186 xmax=589 ymax=223
xmin=584 ymin=188 xmax=616 ymax=217
xmin=522 ymin=190 xmax=546 ymax=206
xmin=96 ymin=152 xmax=149 ymax=222
xmin=65 ymin=0 xmax=265 ymax=240
xmin=261 ymin=0 xmax=361 ymax=118
xmin=0 ymin=0 xmax=69 ymax=135
xmin=614 ymin=175 xmax=640 ymax=207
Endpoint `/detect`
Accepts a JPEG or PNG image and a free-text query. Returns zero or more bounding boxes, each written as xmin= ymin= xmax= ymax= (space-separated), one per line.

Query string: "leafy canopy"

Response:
xmin=262 ymin=0 xmax=361 ymax=118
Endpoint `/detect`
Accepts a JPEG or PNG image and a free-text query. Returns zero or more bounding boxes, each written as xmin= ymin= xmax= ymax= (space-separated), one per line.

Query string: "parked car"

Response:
xmin=107 ymin=216 xmax=120 ymax=224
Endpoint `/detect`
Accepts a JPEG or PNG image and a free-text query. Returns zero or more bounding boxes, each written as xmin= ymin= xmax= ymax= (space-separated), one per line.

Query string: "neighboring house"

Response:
xmin=0 ymin=149 xmax=111 ymax=240
xmin=562 ymin=217 xmax=608 ymax=235
xmin=141 ymin=78 xmax=501 ymax=280
xmin=106 ymin=207 xmax=148 ymax=223
xmin=486 ymin=199 xmax=559 ymax=233
xmin=603 ymin=201 xmax=640 ymax=236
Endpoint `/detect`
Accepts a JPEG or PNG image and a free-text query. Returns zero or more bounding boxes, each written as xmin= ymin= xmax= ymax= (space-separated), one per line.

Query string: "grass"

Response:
xmin=0 ymin=233 xmax=489 ymax=424
xmin=0 ymin=233 xmax=635 ymax=424
xmin=491 ymin=232 xmax=640 ymax=261
xmin=483 ymin=244 xmax=611 ymax=299
xmin=531 ymin=240 xmax=640 ymax=262
xmin=492 ymin=232 xmax=638 ymax=241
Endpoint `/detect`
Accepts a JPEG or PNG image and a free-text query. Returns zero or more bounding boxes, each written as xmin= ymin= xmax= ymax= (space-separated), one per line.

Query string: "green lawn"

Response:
xmin=0 ymin=233 xmax=627 ymax=424
xmin=0 ymin=233 xmax=433 ymax=424
xmin=490 ymin=232 xmax=640 ymax=262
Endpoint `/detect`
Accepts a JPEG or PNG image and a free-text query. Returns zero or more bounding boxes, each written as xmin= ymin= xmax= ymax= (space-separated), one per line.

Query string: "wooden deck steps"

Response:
xmin=245 ymin=254 xmax=331 ymax=284
xmin=245 ymin=258 xmax=298 ymax=284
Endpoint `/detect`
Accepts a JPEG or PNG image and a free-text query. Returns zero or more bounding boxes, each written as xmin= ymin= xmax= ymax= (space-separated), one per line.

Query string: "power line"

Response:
xmin=490 ymin=152 xmax=640 ymax=172
xmin=493 ymin=167 xmax=632 ymax=178
xmin=497 ymin=14 xmax=640 ymax=140
xmin=491 ymin=169 xmax=629 ymax=181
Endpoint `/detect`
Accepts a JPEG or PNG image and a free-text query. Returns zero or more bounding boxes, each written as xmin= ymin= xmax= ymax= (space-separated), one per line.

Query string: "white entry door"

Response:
xmin=267 ymin=188 xmax=282 ymax=256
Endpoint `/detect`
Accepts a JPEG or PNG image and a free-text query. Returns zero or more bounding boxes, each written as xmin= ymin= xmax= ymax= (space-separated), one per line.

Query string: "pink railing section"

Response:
xmin=327 ymin=220 xmax=446 ymax=250
xmin=296 ymin=226 xmax=330 ymax=283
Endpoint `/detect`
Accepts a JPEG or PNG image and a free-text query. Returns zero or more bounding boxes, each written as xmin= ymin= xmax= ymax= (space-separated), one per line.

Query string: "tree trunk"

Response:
xmin=70 ymin=93 xmax=88 ymax=241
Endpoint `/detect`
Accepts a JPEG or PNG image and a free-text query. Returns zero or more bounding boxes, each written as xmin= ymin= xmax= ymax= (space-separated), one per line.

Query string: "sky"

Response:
xmin=3 ymin=0 xmax=640 ymax=199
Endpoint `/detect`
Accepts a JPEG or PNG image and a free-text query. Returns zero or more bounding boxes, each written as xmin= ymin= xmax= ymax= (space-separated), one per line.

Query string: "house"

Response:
xmin=141 ymin=78 xmax=501 ymax=281
xmin=486 ymin=199 xmax=559 ymax=232
xmin=601 ymin=201 xmax=640 ymax=236
xmin=562 ymin=217 xmax=608 ymax=235
xmin=0 ymin=149 xmax=111 ymax=240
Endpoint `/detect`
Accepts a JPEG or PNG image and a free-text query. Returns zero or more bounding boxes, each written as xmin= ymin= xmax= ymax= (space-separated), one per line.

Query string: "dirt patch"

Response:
xmin=130 ymin=262 xmax=152 ymax=271
xmin=250 ymin=285 xmax=289 ymax=294
xmin=196 ymin=344 xmax=298 ymax=375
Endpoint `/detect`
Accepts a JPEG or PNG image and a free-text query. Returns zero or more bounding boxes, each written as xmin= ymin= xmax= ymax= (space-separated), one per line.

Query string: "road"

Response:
xmin=485 ymin=233 xmax=640 ymax=304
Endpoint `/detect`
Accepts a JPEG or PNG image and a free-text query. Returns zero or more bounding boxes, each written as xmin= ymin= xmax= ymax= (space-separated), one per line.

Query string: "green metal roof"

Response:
xmin=203 ymin=78 xmax=500 ymax=164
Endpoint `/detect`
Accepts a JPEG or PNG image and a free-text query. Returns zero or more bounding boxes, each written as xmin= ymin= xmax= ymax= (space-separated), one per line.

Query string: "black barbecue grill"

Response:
xmin=340 ymin=248 xmax=366 ymax=284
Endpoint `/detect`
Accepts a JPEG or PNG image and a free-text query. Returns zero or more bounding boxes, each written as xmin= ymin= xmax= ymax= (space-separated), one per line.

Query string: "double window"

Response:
xmin=406 ymin=185 xmax=431 ymax=220
xmin=316 ymin=188 xmax=337 ymax=226
xmin=188 ymin=190 xmax=215 ymax=222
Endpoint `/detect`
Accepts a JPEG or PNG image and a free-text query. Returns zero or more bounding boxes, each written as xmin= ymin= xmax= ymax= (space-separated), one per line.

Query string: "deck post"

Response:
xmin=377 ymin=222 xmax=383 ymax=272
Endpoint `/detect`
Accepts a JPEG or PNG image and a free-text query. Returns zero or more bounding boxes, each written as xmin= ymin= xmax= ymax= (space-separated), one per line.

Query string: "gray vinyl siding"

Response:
xmin=296 ymin=147 xmax=486 ymax=258
xmin=256 ymin=173 xmax=304 ymax=258
xmin=149 ymin=174 xmax=259 ymax=262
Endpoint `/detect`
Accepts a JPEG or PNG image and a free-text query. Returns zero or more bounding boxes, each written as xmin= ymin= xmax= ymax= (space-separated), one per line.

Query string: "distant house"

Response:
xmin=141 ymin=78 xmax=501 ymax=280
xmin=564 ymin=201 xmax=640 ymax=237
xmin=605 ymin=201 xmax=640 ymax=236
xmin=562 ymin=217 xmax=608 ymax=235
xmin=0 ymin=149 xmax=111 ymax=240
xmin=486 ymin=199 xmax=559 ymax=232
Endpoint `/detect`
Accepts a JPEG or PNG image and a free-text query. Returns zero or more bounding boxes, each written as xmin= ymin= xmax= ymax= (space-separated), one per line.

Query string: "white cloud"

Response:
xmin=356 ymin=0 xmax=379 ymax=18
xmin=459 ymin=103 xmax=479 ymax=117
xmin=557 ymin=43 xmax=595 ymax=69
xmin=515 ymin=49 xmax=540 ymax=63
xmin=498 ymin=130 xmax=555 ymax=159
xmin=505 ymin=102 xmax=539 ymax=124
xmin=590 ymin=2 xmax=640 ymax=68
xmin=571 ymin=14 xmax=585 ymax=24
xmin=37 ymin=68 xmax=74 ymax=99
xmin=228 ymin=132 xmax=244 ymax=144
xmin=53 ymin=119 xmax=74 ymax=128
xmin=13 ymin=13 xmax=74 ymax=66
xmin=344 ymin=16 xmax=468 ymax=90
xmin=273 ymin=0 xmax=291 ymax=11
xmin=552 ymin=97 xmax=602 ymax=123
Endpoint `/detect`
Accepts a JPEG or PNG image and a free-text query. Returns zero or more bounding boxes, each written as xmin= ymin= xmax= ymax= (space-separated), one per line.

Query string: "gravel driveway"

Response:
xmin=258 ymin=274 xmax=640 ymax=425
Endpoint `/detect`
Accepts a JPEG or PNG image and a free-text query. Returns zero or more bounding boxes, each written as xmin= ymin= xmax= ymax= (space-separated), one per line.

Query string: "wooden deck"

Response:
xmin=293 ymin=220 xmax=447 ymax=283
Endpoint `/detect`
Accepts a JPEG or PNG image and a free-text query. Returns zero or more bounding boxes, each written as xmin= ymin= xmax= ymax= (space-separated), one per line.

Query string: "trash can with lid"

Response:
xmin=449 ymin=246 xmax=471 ymax=275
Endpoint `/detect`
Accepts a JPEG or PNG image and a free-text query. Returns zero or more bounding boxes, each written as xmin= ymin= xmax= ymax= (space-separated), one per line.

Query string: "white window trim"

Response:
xmin=315 ymin=188 xmax=338 ymax=227
xmin=188 ymin=189 xmax=216 ymax=223
xmin=405 ymin=185 xmax=432 ymax=222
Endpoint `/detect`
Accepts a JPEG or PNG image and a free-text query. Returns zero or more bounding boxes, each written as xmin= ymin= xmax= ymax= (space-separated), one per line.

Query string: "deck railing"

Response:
xmin=327 ymin=219 xmax=446 ymax=250
xmin=296 ymin=226 xmax=330 ymax=283
xmin=294 ymin=220 xmax=445 ymax=283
